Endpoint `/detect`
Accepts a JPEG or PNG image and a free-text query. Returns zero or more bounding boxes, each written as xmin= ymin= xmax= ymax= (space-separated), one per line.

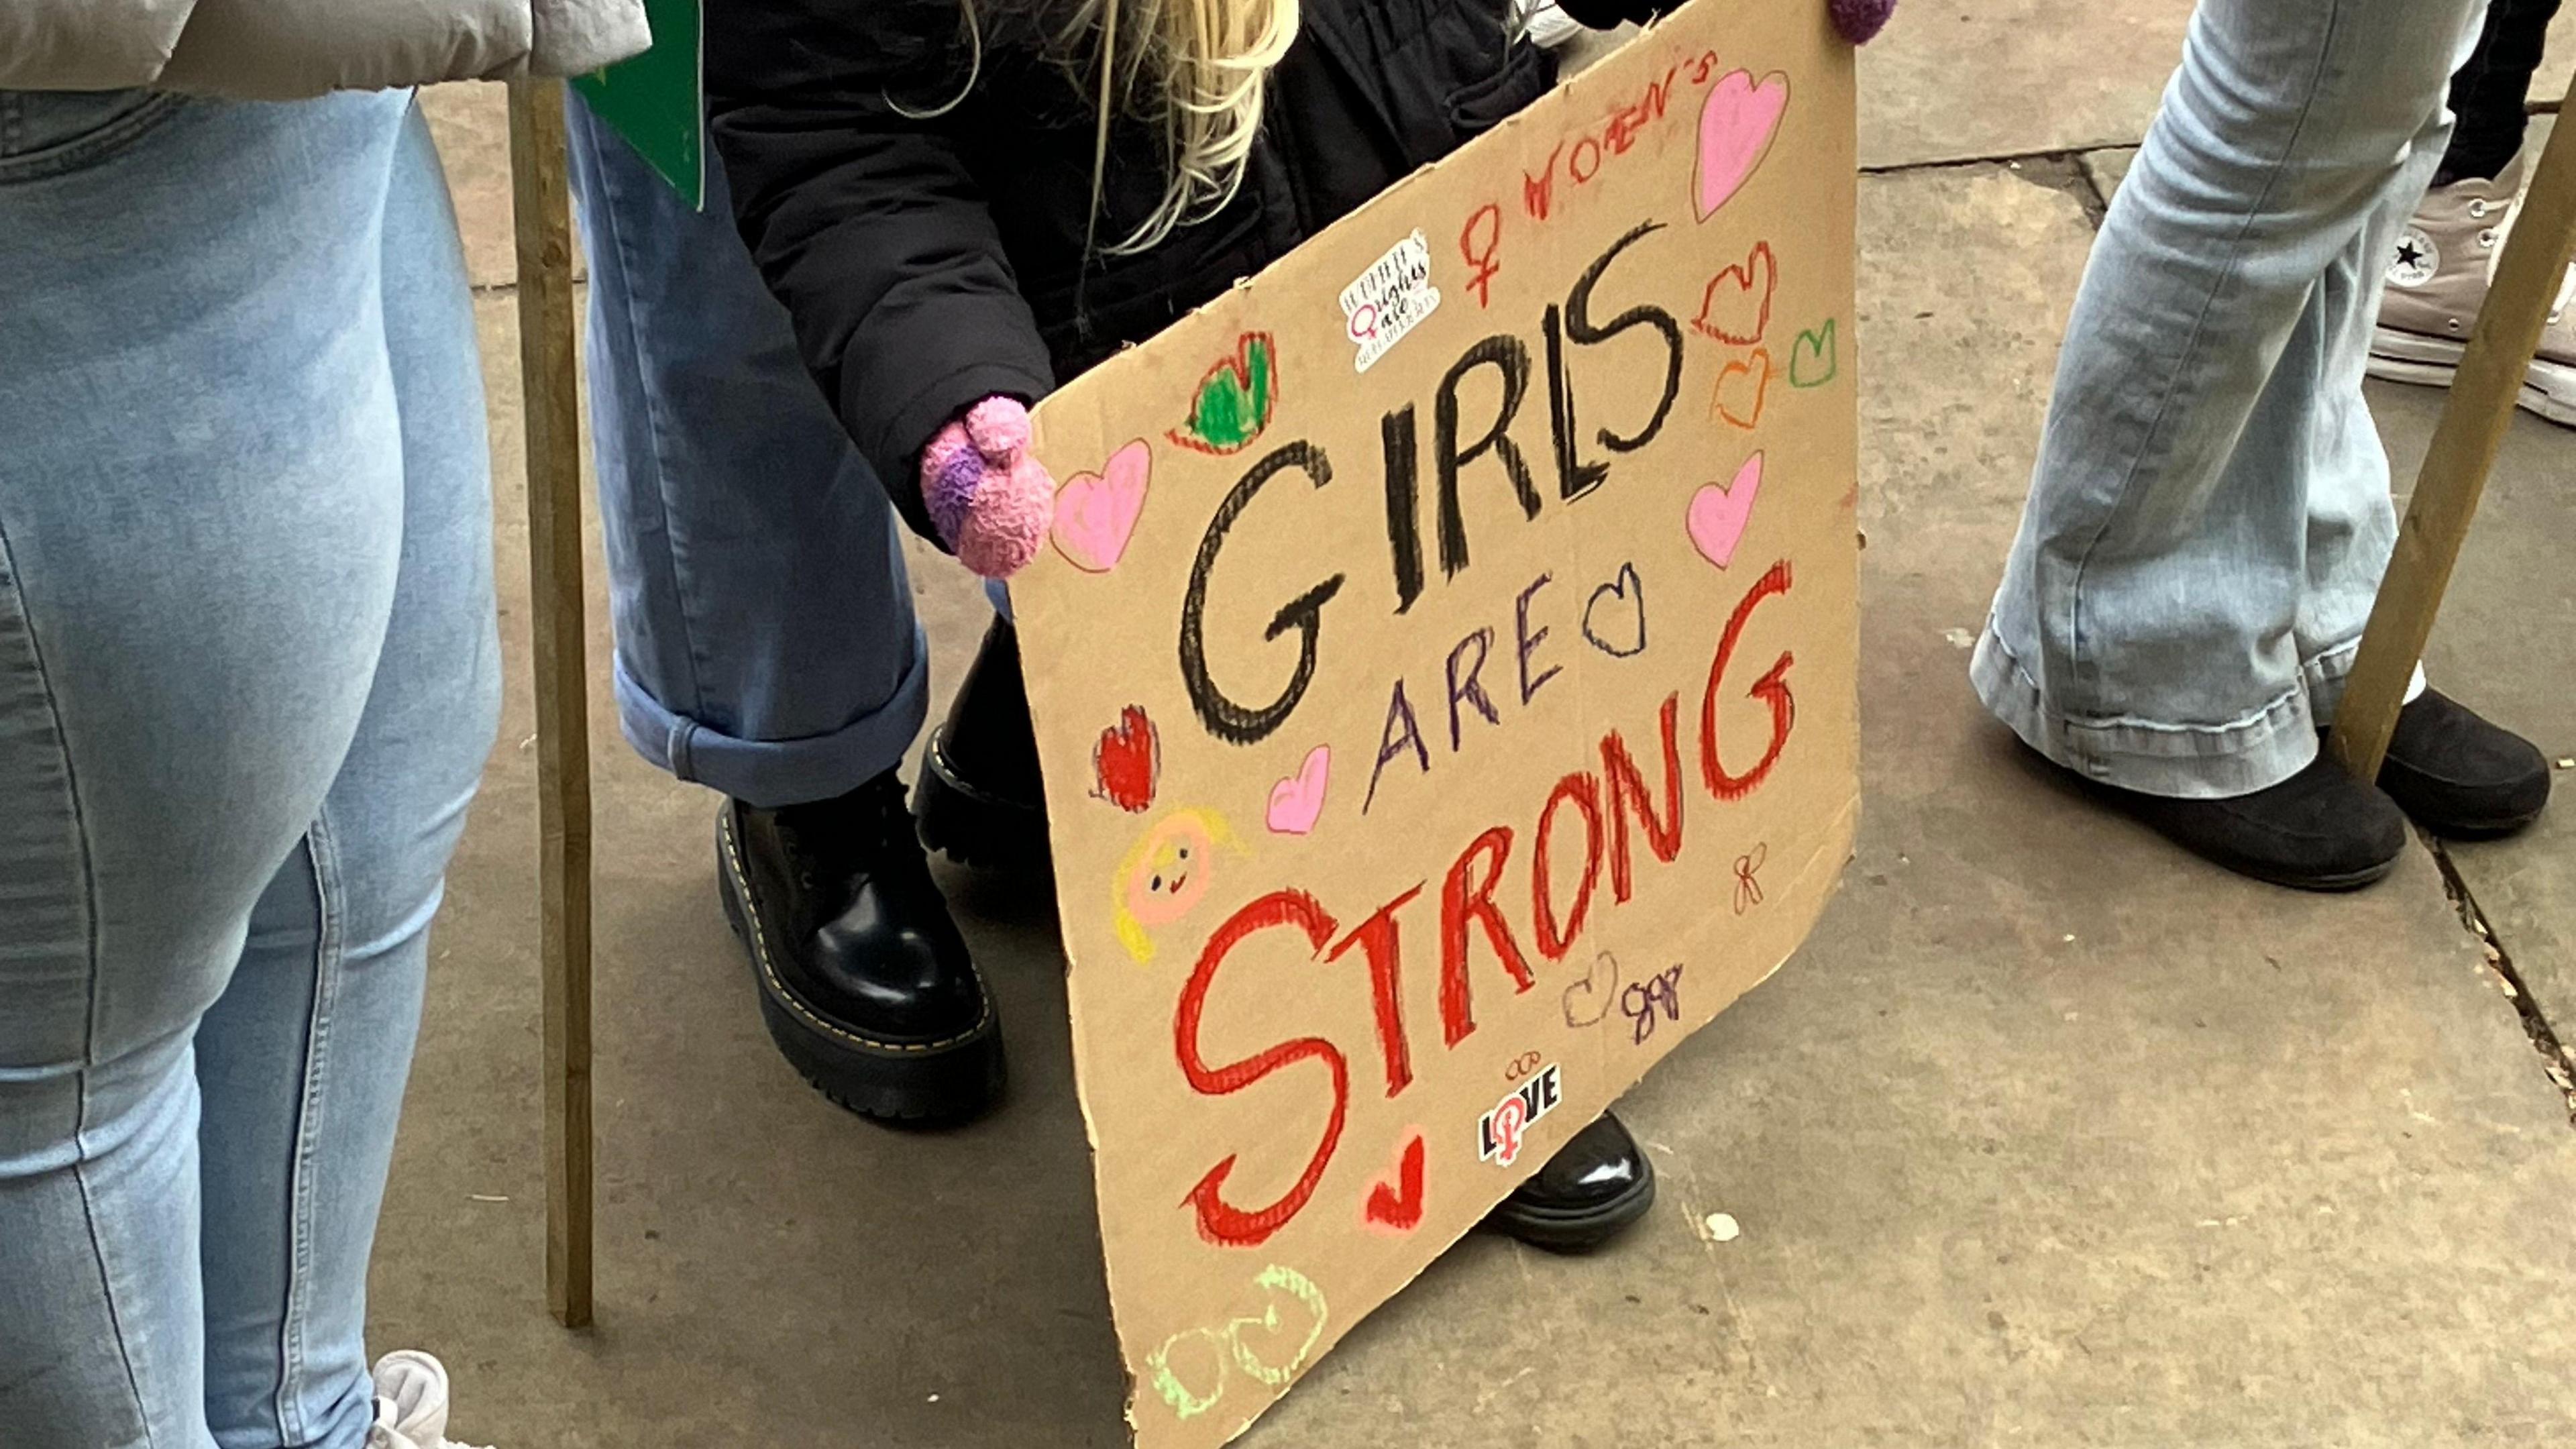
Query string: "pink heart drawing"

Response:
xmin=1266 ymin=745 xmax=1332 ymax=836
xmin=1688 ymin=452 xmax=1765 ymax=570
xmin=1695 ymin=70 xmax=1790 ymax=221
xmin=1051 ymin=439 xmax=1152 ymax=573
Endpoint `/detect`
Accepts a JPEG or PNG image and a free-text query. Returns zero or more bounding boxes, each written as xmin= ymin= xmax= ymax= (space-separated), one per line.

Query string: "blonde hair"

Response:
xmin=1064 ymin=0 xmax=1301 ymax=253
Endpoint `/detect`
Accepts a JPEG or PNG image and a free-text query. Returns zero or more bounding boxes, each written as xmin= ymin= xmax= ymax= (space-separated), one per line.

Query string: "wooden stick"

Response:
xmin=2329 ymin=95 xmax=2576 ymax=780
xmin=505 ymin=76 xmax=596 ymax=1331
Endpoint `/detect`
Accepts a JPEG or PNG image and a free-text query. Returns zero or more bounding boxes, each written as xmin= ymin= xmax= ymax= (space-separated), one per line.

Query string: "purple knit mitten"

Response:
xmin=1829 ymin=0 xmax=1894 ymax=44
xmin=918 ymin=396 xmax=1053 ymax=579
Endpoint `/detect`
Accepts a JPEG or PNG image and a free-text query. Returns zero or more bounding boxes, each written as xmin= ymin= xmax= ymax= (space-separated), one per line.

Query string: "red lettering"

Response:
xmin=1532 ymin=770 xmax=1605 ymax=961
xmin=1460 ymin=203 xmax=1502 ymax=309
xmin=1174 ymin=890 xmax=1350 ymax=1248
xmin=1438 ymin=826 xmax=1534 ymax=1046
xmin=1522 ymin=142 xmax=1564 ymax=220
xmin=1327 ymin=884 xmax=1426 ymax=1098
xmin=1700 ymin=559 xmax=1797 ymax=802
xmin=1601 ymin=692 xmax=1685 ymax=902
xmin=1568 ymin=136 xmax=1603 ymax=184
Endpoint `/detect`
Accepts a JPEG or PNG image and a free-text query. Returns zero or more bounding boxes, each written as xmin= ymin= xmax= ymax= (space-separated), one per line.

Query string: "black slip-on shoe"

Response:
xmin=918 ymin=616 xmax=1052 ymax=875
xmin=2072 ymin=752 xmax=2408 ymax=892
xmin=2355 ymin=690 xmax=2551 ymax=840
xmin=718 ymin=771 xmax=1004 ymax=1124
xmin=1485 ymin=1112 xmax=1656 ymax=1252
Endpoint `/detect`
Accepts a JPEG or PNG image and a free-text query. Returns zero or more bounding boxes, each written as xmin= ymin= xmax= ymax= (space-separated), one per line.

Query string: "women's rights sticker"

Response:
xmin=1340 ymin=230 xmax=1441 ymax=374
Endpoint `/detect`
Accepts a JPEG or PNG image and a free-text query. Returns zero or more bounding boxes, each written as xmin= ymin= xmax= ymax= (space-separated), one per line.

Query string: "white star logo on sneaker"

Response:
xmin=2388 ymin=227 xmax=2439 ymax=288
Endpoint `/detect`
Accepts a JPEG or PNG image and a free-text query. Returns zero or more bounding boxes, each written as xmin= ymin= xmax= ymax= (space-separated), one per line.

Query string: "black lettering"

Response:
xmin=1434 ymin=335 xmax=1539 ymax=579
xmin=1179 ymin=442 xmax=1347 ymax=745
xmin=1382 ymin=404 xmax=1424 ymax=614
xmin=1542 ymin=303 xmax=1609 ymax=502
xmin=1564 ymin=221 xmax=1683 ymax=454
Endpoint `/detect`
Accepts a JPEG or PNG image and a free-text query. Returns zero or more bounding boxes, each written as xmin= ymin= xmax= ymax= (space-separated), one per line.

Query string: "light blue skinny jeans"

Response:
xmin=1974 ymin=0 xmax=2486 ymax=797
xmin=0 ymin=89 xmax=499 ymax=1449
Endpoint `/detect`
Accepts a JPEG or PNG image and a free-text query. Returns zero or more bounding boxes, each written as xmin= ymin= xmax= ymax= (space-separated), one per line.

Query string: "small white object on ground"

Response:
xmin=1703 ymin=1212 xmax=1742 ymax=1243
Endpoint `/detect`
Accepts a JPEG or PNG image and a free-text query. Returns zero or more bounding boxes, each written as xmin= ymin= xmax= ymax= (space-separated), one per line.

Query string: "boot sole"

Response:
xmin=915 ymin=729 xmax=1053 ymax=875
xmin=2368 ymin=327 xmax=2576 ymax=427
xmin=1483 ymin=1158 xmax=1658 ymax=1254
xmin=717 ymin=810 xmax=1005 ymax=1125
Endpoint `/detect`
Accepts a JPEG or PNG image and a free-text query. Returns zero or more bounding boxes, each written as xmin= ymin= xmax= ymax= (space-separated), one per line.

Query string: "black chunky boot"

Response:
xmin=917 ymin=616 xmax=1053 ymax=873
xmin=717 ymin=769 xmax=1004 ymax=1124
xmin=1485 ymin=1112 xmax=1657 ymax=1252
xmin=2359 ymin=689 xmax=2551 ymax=839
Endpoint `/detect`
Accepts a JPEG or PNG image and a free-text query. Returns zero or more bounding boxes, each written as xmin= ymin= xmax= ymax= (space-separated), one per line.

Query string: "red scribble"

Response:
xmin=1458 ymin=203 xmax=1502 ymax=309
xmin=1362 ymin=1132 xmax=1426 ymax=1232
xmin=1701 ymin=560 xmax=1798 ymax=802
xmin=1175 ymin=890 xmax=1349 ymax=1248
xmin=1092 ymin=704 xmax=1159 ymax=812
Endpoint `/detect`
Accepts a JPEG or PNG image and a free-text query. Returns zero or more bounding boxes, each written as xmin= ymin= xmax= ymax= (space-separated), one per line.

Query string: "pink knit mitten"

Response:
xmin=918 ymin=396 xmax=1054 ymax=579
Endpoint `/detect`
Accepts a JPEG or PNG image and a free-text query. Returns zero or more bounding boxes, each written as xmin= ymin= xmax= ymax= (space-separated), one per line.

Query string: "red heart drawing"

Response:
xmin=1363 ymin=1132 xmax=1426 ymax=1233
xmin=1093 ymin=705 xmax=1158 ymax=813
xmin=1692 ymin=241 xmax=1776 ymax=346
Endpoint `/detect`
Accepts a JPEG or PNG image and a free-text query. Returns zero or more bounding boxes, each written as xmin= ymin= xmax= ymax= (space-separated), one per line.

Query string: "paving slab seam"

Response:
xmin=2427 ymin=836 xmax=2576 ymax=1127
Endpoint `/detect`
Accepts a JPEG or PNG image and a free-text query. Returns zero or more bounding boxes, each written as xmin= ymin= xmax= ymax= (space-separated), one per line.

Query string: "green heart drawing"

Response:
xmin=1171 ymin=333 xmax=1277 ymax=454
xmin=1788 ymin=317 xmax=1838 ymax=388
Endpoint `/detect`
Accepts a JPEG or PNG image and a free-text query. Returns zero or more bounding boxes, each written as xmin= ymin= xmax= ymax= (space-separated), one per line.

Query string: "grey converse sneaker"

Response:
xmin=2370 ymin=152 xmax=2576 ymax=427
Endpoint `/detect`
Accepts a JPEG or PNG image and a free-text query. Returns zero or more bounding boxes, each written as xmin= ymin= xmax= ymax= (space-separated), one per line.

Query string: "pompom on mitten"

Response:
xmin=1825 ymin=0 xmax=1893 ymax=44
xmin=917 ymin=395 xmax=1055 ymax=579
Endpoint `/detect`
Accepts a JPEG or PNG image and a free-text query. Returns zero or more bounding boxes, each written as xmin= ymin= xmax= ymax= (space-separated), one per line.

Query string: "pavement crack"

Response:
xmin=2426 ymin=836 xmax=2576 ymax=1126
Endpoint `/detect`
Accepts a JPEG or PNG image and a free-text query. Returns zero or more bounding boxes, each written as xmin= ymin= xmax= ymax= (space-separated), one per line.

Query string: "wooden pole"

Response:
xmin=505 ymin=76 xmax=596 ymax=1330
xmin=2329 ymin=95 xmax=2576 ymax=779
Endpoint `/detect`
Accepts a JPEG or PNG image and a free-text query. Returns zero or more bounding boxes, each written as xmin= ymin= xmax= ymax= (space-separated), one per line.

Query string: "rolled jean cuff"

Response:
xmin=1970 ymin=622 xmax=2322 ymax=800
xmin=609 ymin=631 xmax=930 ymax=808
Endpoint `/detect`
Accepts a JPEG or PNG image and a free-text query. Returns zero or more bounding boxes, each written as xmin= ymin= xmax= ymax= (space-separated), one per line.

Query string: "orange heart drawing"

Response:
xmin=1713 ymin=347 xmax=1774 ymax=431
xmin=1692 ymin=240 xmax=1776 ymax=345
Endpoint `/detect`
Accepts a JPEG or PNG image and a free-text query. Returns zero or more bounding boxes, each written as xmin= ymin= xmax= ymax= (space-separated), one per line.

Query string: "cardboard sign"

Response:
xmin=1013 ymin=5 xmax=1857 ymax=1444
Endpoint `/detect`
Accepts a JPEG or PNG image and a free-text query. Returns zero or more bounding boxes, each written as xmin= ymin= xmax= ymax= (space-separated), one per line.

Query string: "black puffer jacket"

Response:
xmin=707 ymin=0 xmax=1560 ymax=540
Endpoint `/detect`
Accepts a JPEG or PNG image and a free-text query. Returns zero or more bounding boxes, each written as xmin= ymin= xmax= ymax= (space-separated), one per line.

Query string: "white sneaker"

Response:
xmin=2370 ymin=150 xmax=2576 ymax=427
xmin=367 ymin=1350 xmax=496 ymax=1449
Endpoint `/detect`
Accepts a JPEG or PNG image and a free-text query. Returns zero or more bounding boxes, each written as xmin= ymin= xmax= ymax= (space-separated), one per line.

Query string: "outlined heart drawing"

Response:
xmin=1581 ymin=562 xmax=1648 ymax=658
xmin=1695 ymin=70 xmax=1790 ymax=221
xmin=1362 ymin=1132 xmax=1426 ymax=1232
xmin=1051 ymin=439 xmax=1152 ymax=573
xmin=1714 ymin=347 xmax=1774 ymax=431
xmin=1688 ymin=451 xmax=1765 ymax=569
xmin=1790 ymin=317 xmax=1839 ymax=388
xmin=1265 ymin=745 xmax=1332 ymax=835
xmin=1561 ymin=951 xmax=1622 ymax=1028
xmin=1692 ymin=241 xmax=1776 ymax=345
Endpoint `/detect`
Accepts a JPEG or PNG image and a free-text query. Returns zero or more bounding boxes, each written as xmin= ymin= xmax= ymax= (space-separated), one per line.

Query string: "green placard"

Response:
xmin=571 ymin=0 xmax=704 ymax=209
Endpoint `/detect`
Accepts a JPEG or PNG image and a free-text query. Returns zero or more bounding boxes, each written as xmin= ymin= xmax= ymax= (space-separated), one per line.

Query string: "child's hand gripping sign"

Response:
xmin=1012 ymin=4 xmax=1859 ymax=1443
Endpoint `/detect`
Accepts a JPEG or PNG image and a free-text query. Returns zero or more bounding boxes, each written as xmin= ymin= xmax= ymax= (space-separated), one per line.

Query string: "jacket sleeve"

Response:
xmin=707 ymin=0 xmax=1057 ymax=537
xmin=2 ymin=0 xmax=647 ymax=96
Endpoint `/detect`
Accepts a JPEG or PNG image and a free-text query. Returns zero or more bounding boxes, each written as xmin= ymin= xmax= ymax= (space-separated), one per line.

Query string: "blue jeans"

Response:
xmin=566 ymin=97 xmax=931 ymax=809
xmin=1974 ymin=0 xmax=2486 ymax=797
xmin=0 ymin=89 xmax=499 ymax=1449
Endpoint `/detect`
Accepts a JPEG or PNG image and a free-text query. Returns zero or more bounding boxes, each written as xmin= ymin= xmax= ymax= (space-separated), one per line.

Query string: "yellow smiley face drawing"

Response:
xmin=1113 ymin=808 xmax=1236 ymax=964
